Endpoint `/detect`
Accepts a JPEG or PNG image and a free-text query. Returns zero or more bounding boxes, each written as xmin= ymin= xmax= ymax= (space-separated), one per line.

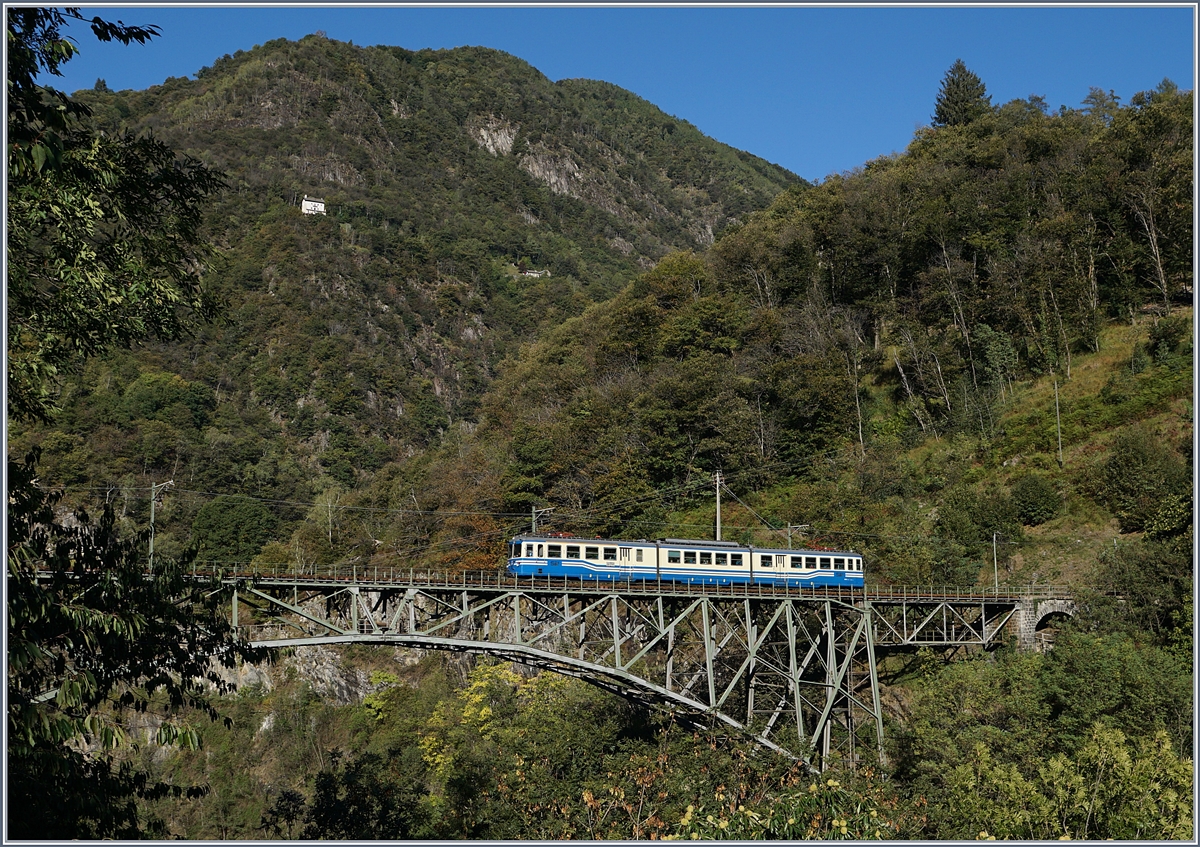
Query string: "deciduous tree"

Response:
xmin=6 ymin=452 xmax=266 ymax=838
xmin=6 ymin=8 xmax=260 ymax=838
xmin=7 ymin=8 xmax=224 ymax=422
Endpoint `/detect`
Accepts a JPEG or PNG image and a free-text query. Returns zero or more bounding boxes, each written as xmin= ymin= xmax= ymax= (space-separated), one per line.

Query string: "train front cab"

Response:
xmin=508 ymin=537 xmax=646 ymax=580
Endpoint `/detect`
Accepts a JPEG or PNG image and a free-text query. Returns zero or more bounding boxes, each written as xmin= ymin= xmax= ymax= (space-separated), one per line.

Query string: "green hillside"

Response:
xmin=13 ymin=35 xmax=1191 ymax=596
xmin=242 ymin=79 xmax=1190 ymax=588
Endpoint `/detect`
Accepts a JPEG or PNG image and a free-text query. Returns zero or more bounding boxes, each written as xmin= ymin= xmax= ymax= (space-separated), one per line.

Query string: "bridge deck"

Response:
xmin=204 ymin=564 xmax=1070 ymax=605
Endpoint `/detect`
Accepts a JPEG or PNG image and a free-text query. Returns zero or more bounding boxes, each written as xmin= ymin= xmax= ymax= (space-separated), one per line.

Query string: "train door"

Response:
xmin=619 ymin=547 xmax=633 ymax=578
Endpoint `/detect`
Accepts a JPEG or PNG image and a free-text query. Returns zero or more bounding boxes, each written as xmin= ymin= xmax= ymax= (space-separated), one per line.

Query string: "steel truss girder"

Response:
xmin=229 ymin=579 xmax=887 ymax=769
xmin=870 ymin=599 xmax=1018 ymax=647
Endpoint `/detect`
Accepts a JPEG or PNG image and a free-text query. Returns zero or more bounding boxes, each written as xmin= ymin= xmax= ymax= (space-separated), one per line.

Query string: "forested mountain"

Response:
xmin=407 ymin=80 xmax=1193 ymax=584
xmin=11 ymin=34 xmax=1191 ymax=581
xmin=8 ymin=24 xmax=1192 ymax=840
xmin=11 ymin=33 xmax=800 ymax=556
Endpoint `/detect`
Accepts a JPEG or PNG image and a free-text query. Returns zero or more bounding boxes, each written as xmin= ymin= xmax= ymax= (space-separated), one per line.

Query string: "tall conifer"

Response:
xmin=932 ymin=59 xmax=993 ymax=127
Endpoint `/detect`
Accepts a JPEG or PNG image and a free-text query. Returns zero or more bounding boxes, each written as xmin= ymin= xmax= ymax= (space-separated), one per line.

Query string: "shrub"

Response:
xmin=1100 ymin=428 xmax=1190 ymax=532
xmin=192 ymin=494 xmax=278 ymax=564
xmin=1011 ymin=474 xmax=1060 ymax=526
xmin=1147 ymin=315 xmax=1191 ymax=359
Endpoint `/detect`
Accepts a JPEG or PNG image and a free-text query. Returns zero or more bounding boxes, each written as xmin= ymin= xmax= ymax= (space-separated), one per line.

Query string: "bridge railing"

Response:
xmin=863 ymin=584 xmax=1073 ymax=602
xmin=187 ymin=561 xmax=1071 ymax=602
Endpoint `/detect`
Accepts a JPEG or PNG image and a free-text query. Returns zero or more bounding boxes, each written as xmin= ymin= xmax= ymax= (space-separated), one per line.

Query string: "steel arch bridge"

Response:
xmin=222 ymin=567 xmax=1073 ymax=770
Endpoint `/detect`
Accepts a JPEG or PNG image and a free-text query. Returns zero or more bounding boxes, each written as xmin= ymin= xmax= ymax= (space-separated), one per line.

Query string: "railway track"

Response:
xmin=182 ymin=564 xmax=1071 ymax=603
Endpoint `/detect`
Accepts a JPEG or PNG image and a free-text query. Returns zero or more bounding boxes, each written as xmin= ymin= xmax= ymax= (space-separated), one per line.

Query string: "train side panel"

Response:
xmin=507 ymin=537 xmax=864 ymax=588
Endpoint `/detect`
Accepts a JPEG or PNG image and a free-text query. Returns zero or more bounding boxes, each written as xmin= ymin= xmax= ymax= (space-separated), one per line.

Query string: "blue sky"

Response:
xmin=55 ymin=4 xmax=1195 ymax=182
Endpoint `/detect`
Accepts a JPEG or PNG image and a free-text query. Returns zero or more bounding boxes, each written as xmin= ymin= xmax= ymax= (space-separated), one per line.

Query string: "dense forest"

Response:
xmin=7 ymin=16 xmax=1193 ymax=841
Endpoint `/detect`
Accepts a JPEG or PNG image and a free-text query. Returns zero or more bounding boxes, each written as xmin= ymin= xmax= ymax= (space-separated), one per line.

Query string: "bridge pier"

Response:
xmin=1016 ymin=597 xmax=1078 ymax=651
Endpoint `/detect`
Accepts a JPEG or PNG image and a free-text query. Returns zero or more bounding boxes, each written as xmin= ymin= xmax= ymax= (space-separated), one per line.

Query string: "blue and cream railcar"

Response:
xmin=507 ymin=536 xmax=864 ymax=588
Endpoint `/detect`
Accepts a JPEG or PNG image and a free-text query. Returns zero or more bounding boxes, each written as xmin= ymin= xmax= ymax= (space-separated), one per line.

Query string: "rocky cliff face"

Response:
xmin=208 ymin=643 xmax=430 ymax=706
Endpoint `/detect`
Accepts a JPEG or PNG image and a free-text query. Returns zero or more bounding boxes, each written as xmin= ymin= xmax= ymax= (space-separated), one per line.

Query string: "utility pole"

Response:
xmin=532 ymin=506 xmax=554 ymax=534
xmin=993 ymin=532 xmax=999 ymax=590
xmin=714 ymin=471 xmax=722 ymax=541
xmin=787 ymin=524 xmax=810 ymax=550
xmin=149 ymin=479 xmax=174 ymax=574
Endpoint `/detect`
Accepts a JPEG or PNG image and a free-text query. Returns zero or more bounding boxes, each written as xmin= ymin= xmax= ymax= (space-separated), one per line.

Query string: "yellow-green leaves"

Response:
xmin=671 ymin=767 xmax=907 ymax=840
xmin=940 ymin=725 xmax=1193 ymax=840
xmin=363 ymin=671 xmax=400 ymax=721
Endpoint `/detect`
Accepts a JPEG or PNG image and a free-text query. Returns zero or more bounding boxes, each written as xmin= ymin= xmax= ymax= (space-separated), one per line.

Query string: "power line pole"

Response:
xmin=787 ymin=524 xmax=810 ymax=550
xmin=532 ymin=506 xmax=554 ymax=534
xmin=714 ymin=471 xmax=722 ymax=541
xmin=149 ymin=479 xmax=174 ymax=574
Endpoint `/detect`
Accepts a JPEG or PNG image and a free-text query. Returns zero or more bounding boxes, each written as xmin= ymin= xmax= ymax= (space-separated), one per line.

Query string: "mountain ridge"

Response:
xmin=19 ymin=33 xmax=804 ymax=556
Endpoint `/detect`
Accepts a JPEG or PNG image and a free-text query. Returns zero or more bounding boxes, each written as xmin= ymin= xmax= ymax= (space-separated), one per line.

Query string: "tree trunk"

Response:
xmin=1130 ymin=184 xmax=1171 ymax=313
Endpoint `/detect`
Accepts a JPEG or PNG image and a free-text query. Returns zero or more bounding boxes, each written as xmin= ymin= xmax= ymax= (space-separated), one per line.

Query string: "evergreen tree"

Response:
xmin=932 ymin=59 xmax=993 ymax=127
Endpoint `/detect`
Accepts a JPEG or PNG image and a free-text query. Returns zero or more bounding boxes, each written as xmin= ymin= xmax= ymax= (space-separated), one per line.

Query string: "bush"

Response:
xmin=120 ymin=371 xmax=214 ymax=430
xmin=1147 ymin=315 xmax=1191 ymax=359
xmin=1011 ymin=474 xmax=1060 ymax=526
xmin=191 ymin=494 xmax=278 ymax=565
xmin=1100 ymin=428 xmax=1190 ymax=532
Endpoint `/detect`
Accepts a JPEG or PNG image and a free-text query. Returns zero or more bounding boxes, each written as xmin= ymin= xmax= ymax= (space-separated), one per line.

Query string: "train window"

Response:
xmin=791 ymin=556 xmax=803 ymax=569
xmin=526 ymin=544 xmax=534 ymax=557
xmin=684 ymin=551 xmax=697 ymax=565
xmin=566 ymin=545 xmax=580 ymax=558
xmin=834 ymin=557 xmax=845 ymax=569
xmin=731 ymin=553 xmax=744 ymax=567
xmin=699 ymin=552 xmax=712 ymax=565
xmin=636 ymin=549 xmax=643 ymax=562
xmin=761 ymin=555 xmax=773 ymax=567
xmin=716 ymin=553 xmax=728 ymax=566
xmin=548 ymin=545 xmax=562 ymax=558
xmin=820 ymin=557 xmax=831 ymax=569
xmin=603 ymin=547 xmax=617 ymax=561
xmin=668 ymin=550 xmax=681 ymax=564
xmin=585 ymin=546 xmax=599 ymax=560
xmin=806 ymin=556 xmax=817 ymax=568
xmin=538 ymin=544 xmax=544 ymax=557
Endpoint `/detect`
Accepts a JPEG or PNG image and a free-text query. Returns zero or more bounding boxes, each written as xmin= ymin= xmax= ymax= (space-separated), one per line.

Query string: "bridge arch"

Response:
xmin=1017 ymin=598 xmax=1077 ymax=650
xmin=254 ymin=632 xmax=803 ymax=762
xmin=231 ymin=577 xmax=884 ymax=769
